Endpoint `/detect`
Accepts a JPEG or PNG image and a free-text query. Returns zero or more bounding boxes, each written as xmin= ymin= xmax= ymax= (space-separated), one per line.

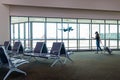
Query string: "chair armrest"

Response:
xmin=24 ymin=48 xmax=33 ymax=53
xmin=67 ymin=51 xmax=74 ymax=55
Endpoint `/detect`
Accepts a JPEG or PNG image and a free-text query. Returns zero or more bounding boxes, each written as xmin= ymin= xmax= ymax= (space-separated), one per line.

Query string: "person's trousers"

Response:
xmin=96 ymin=40 xmax=102 ymax=52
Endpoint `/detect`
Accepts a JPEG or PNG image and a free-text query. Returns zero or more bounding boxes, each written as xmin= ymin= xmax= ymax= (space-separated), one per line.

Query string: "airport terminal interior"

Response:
xmin=0 ymin=0 xmax=120 ymax=80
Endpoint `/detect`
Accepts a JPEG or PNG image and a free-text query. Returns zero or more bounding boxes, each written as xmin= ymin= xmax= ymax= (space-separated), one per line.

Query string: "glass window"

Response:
xmin=119 ymin=25 xmax=120 ymax=49
xmin=69 ymin=24 xmax=77 ymax=39
xmin=47 ymin=18 xmax=61 ymax=22
xmin=92 ymin=20 xmax=104 ymax=24
xmin=20 ymin=23 xmax=24 ymax=39
xmin=11 ymin=24 xmax=14 ymax=39
xmin=79 ymin=24 xmax=90 ymax=39
xmin=69 ymin=40 xmax=77 ymax=50
xmin=10 ymin=17 xmax=120 ymax=51
xmin=32 ymin=23 xmax=45 ymax=39
xmin=109 ymin=25 xmax=117 ymax=39
xmin=25 ymin=23 xmax=29 ymax=39
xmin=80 ymin=40 xmax=90 ymax=49
xmin=11 ymin=17 xmax=28 ymax=23
xmin=110 ymin=40 xmax=117 ymax=49
xmin=46 ymin=23 xmax=57 ymax=39
xmin=14 ymin=24 xmax=19 ymax=39
xmin=46 ymin=40 xmax=57 ymax=50
xmin=99 ymin=24 xmax=105 ymax=39
xmin=63 ymin=18 xmax=77 ymax=23
xmin=78 ymin=19 xmax=91 ymax=23
xmin=106 ymin=25 xmax=110 ymax=39
xmin=92 ymin=24 xmax=100 ymax=38
xmin=29 ymin=17 xmax=45 ymax=22
xmin=57 ymin=23 xmax=62 ymax=39
xmin=63 ymin=40 xmax=68 ymax=50
xmin=109 ymin=25 xmax=117 ymax=49
xmin=91 ymin=24 xmax=100 ymax=49
xmin=62 ymin=23 xmax=68 ymax=39
xmin=106 ymin=20 xmax=117 ymax=24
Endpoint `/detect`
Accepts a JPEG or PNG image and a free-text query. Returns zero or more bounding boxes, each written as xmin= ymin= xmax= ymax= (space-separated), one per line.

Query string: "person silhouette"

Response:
xmin=92 ymin=31 xmax=102 ymax=53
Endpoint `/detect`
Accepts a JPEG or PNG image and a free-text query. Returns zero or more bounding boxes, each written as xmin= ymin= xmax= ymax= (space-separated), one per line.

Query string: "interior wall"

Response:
xmin=0 ymin=1 xmax=9 ymax=44
xmin=10 ymin=6 xmax=120 ymax=20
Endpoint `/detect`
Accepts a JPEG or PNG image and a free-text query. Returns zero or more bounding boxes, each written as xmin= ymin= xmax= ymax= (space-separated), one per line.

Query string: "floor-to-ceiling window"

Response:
xmin=91 ymin=20 xmax=105 ymax=50
xmin=29 ymin=17 xmax=45 ymax=48
xmin=11 ymin=17 xmax=28 ymax=48
xmin=62 ymin=18 xmax=77 ymax=50
xmin=10 ymin=16 xmax=120 ymax=51
xmin=78 ymin=19 xmax=91 ymax=50
xmin=105 ymin=20 xmax=118 ymax=49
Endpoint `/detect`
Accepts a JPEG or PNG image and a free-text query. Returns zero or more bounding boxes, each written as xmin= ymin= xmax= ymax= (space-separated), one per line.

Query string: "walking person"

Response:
xmin=92 ymin=31 xmax=102 ymax=53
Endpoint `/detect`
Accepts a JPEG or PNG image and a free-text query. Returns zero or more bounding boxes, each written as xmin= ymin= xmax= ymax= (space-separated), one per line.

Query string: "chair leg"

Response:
xmin=27 ymin=56 xmax=34 ymax=62
xmin=58 ymin=59 xmax=63 ymax=64
xmin=50 ymin=58 xmax=63 ymax=67
xmin=51 ymin=59 xmax=59 ymax=67
xmin=3 ymin=67 xmax=27 ymax=80
xmin=67 ymin=55 xmax=73 ymax=62
xmin=3 ymin=69 xmax=14 ymax=80
xmin=15 ymin=68 xmax=27 ymax=75
xmin=64 ymin=54 xmax=73 ymax=64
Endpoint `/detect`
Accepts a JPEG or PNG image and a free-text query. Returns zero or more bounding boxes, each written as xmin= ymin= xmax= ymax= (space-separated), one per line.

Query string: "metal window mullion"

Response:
xmin=18 ymin=23 xmax=20 ymax=41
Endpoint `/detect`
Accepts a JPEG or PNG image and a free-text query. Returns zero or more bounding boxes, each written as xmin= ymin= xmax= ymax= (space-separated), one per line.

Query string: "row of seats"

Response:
xmin=4 ymin=41 xmax=73 ymax=65
xmin=0 ymin=41 xmax=74 ymax=80
xmin=24 ymin=42 xmax=73 ymax=67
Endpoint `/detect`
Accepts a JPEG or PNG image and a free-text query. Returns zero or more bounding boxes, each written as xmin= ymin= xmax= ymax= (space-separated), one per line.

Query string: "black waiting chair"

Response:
xmin=0 ymin=46 xmax=29 ymax=80
xmin=24 ymin=42 xmax=48 ymax=61
xmin=59 ymin=42 xmax=73 ymax=64
xmin=0 ymin=41 xmax=11 ymax=52
xmin=3 ymin=41 xmax=12 ymax=51
xmin=8 ymin=41 xmax=24 ymax=58
xmin=33 ymin=42 xmax=48 ymax=54
xmin=12 ymin=41 xmax=23 ymax=54
xmin=38 ymin=42 xmax=64 ymax=67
